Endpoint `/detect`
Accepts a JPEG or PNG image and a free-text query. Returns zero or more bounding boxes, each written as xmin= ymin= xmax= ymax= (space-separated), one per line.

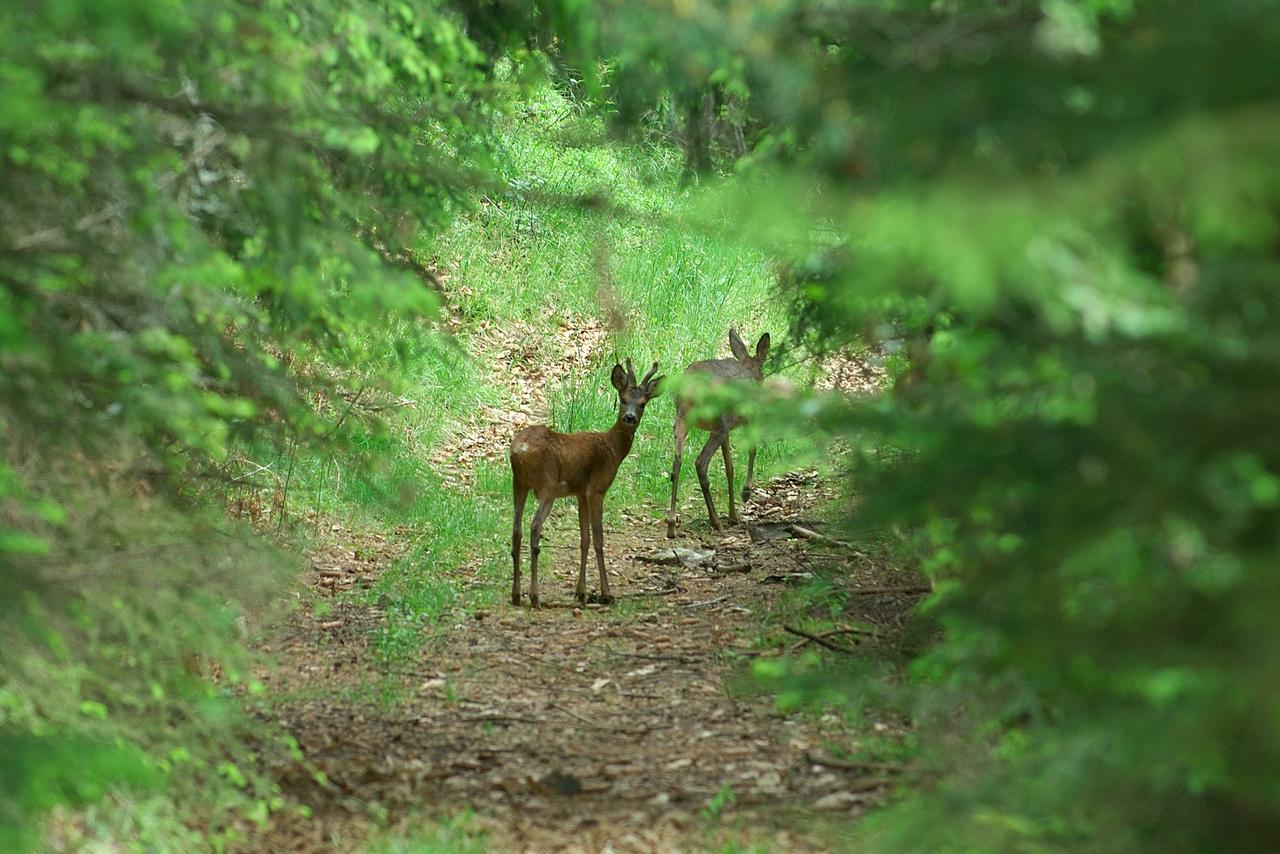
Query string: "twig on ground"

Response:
xmin=461 ymin=713 xmax=545 ymax=725
xmin=815 ymin=626 xmax=881 ymax=640
xmin=827 ymin=625 xmax=880 ymax=635
xmin=682 ymin=593 xmax=731 ymax=609
xmin=805 ymin=750 xmax=905 ymax=774
xmin=849 ymin=584 xmax=932 ymax=596
xmin=549 ymin=702 xmax=595 ymax=727
xmin=609 ymin=651 xmax=704 ymax=664
xmin=783 ymin=625 xmax=859 ymax=654
xmin=615 ymin=587 xmax=683 ymax=598
xmin=787 ymin=625 xmax=880 ymax=653
xmin=786 ymin=524 xmax=861 ymax=552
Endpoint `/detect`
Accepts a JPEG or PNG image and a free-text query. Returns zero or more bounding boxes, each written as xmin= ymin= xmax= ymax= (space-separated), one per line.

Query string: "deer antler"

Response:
xmin=641 ymin=361 xmax=660 ymax=387
xmin=624 ymin=358 xmax=637 ymax=386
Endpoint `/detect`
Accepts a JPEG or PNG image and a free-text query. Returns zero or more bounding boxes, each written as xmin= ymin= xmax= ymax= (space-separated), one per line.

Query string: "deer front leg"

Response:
xmin=722 ymin=436 xmax=739 ymax=525
xmin=528 ymin=497 xmax=554 ymax=609
xmin=589 ymin=494 xmax=613 ymax=605
xmin=667 ymin=414 xmax=689 ymax=538
xmin=742 ymin=446 xmax=757 ymax=503
xmin=695 ymin=429 xmax=727 ymax=531
xmin=511 ymin=487 xmax=528 ymax=606
xmin=576 ymin=496 xmax=590 ymax=604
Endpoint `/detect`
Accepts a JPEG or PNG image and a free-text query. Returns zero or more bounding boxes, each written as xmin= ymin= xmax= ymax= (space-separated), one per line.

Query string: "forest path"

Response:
xmin=254 ymin=467 xmax=918 ymax=852
xmin=249 ymin=303 xmax=913 ymax=850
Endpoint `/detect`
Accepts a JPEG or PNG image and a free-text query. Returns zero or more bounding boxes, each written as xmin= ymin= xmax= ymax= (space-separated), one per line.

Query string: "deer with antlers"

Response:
xmin=510 ymin=359 xmax=663 ymax=608
xmin=667 ymin=329 xmax=770 ymax=538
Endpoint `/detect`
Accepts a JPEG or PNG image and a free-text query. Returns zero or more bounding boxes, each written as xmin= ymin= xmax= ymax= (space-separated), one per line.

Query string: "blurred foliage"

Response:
xmin=0 ymin=0 xmax=592 ymax=846
xmin=648 ymin=0 xmax=1280 ymax=849
xmin=5 ymin=0 xmax=1279 ymax=849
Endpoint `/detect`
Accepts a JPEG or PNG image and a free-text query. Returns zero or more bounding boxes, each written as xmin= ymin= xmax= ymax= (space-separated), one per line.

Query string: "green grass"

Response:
xmin=249 ymin=83 xmax=813 ymax=665
xmin=365 ymin=458 xmax=511 ymax=660
xmin=378 ymin=85 xmax=812 ymax=644
xmin=437 ymin=98 xmax=791 ymax=501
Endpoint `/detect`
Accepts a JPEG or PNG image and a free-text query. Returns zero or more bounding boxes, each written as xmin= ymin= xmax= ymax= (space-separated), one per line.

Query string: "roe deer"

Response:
xmin=666 ymin=329 xmax=770 ymax=538
xmin=510 ymin=359 xmax=663 ymax=608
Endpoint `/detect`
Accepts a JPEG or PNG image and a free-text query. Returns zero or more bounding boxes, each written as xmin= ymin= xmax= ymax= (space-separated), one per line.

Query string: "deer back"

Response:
xmin=686 ymin=357 xmax=757 ymax=382
xmin=677 ymin=358 xmax=761 ymax=429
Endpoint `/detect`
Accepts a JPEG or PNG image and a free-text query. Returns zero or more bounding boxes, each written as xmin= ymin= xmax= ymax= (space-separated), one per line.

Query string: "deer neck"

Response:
xmin=607 ymin=416 xmax=638 ymax=463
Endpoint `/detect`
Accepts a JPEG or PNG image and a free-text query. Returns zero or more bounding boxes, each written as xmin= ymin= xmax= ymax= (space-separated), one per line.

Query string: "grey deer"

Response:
xmin=666 ymin=329 xmax=770 ymax=538
xmin=510 ymin=359 xmax=663 ymax=607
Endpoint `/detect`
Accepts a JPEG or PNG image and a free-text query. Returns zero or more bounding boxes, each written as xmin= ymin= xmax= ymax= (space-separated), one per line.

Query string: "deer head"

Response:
xmin=610 ymin=358 xmax=664 ymax=426
xmin=728 ymin=329 xmax=771 ymax=380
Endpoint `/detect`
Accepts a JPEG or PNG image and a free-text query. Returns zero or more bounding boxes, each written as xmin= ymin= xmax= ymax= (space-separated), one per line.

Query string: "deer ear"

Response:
xmin=755 ymin=332 xmax=771 ymax=361
xmin=645 ymin=376 xmax=666 ymax=398
xmin=728 ymin=328 xmax=750 ymax=361
xmin=610 ymin=363 xmax=627 ymax=392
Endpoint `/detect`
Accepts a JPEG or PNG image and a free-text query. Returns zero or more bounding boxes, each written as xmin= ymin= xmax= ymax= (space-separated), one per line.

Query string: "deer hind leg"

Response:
xmin=695 ymin=427 xmax=728 ymax=531
xmin=667 ymin=413 xmax=689 ymax=538
xmin=742 ymin=446 xmax=757 ymax=503
xmin=589 ymin=494 xmax=613 ymax=604
xmin=527 ymin=497 xmax=555 ymax=608
xmin=511 ymin=486 xmax=529 ymax=606
xmin=576 ymin=496 xmax=590 ymax=604
xmin=722 ymin=436 xmax=740 ymax=525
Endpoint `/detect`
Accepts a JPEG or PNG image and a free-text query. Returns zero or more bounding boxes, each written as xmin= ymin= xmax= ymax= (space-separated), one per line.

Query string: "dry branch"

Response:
xmin=805 ymin=750 xmax=905 ymax=774
xmin=850 ymin=584 xmax=932 ymax=596
xmin=682 ymin=593 xmax=732 ymax=609
xmin=786 ymin=523 xmax=862 ymax=552
xmin=783 ymin=625 xmax=859 ymax=654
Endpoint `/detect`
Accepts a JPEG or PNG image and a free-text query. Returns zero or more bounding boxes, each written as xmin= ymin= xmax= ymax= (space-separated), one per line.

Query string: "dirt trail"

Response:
xmin=253 ymin=464 xmax=921 ymax=852
xmin=249 ymin=308 xmax=916 ymax=850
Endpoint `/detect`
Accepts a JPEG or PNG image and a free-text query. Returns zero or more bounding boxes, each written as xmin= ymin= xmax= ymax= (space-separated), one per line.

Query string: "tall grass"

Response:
xmin=436 ymin=84 xmax=803 ymax=526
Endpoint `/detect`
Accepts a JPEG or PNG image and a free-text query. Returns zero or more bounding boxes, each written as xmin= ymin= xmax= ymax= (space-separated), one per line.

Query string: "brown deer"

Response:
xmin=510 ymin=359 xmax=663 ymax=608
xmin=667 ymin=329 xmax=770 ymax=538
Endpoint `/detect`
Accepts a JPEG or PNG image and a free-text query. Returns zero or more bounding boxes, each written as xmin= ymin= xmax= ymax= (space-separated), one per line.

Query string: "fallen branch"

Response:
xmin=549 ymin=702 xmax=595 ymax=728
xmin=787 ymin=625 xmax=880 ymax=654
xmin=461 ymin=713 xmax=545 ymax=725
xmin=805 ymin=750 xmax=905 ymax=774
xmin=849 ymin=584 xmax=932 ymax=596
xmin=786 ymin=524 xmax=863 ymax=554
xmin=783 ymin=625 xmax=859 ymax=654
xmin=615 ymin=587 xmax=683 ymax=598
xmin=610 ymin=651 xmax=704 ymax=664
xmin=818 ymin=626 xmax=881 ymax=640
xmin=682 ymin=593 xmax=731 ymax=609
